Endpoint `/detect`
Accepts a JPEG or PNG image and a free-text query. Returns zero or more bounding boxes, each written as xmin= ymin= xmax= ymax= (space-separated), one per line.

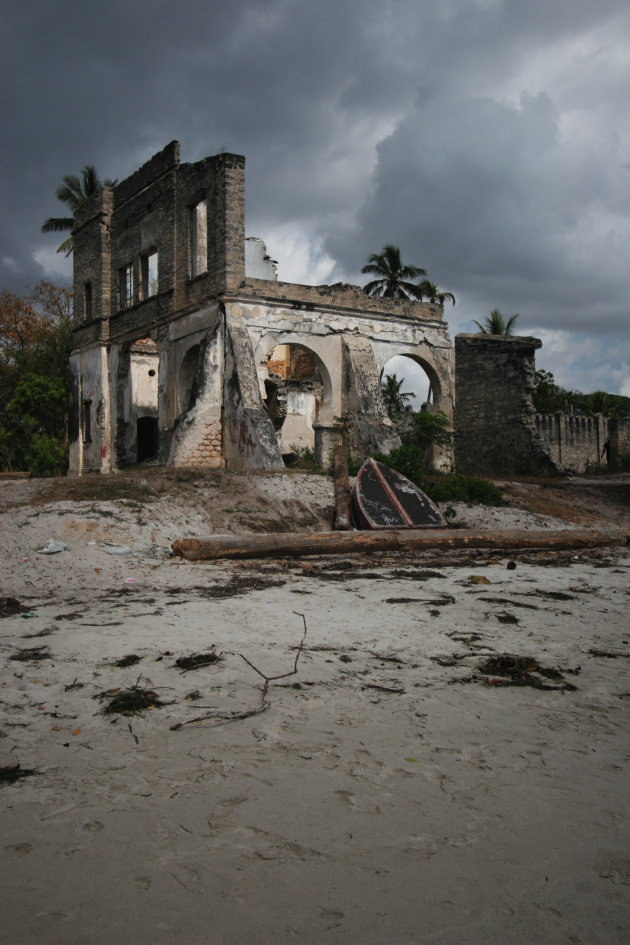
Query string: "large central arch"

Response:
xmin=258 ymin=337 xmax=336 ymax=458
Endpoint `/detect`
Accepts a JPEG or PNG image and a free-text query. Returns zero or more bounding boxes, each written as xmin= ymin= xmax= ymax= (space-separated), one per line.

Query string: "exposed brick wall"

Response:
xmin=176 ymin=420 xmax=223 ymax=468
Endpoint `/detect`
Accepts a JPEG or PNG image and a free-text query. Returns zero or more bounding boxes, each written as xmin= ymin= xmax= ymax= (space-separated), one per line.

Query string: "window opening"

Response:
xmin=81 ymin=400 xmax=92 ymax=444
xmin=190 ymin=199 xmax=208 ymax=277
xmin=120 ymin=264 xmax=134 ymax=308
xmin=141 ymin=251 xmax=158 ymax=298
xmin=84 ymin=282 xmax=92 ymax=320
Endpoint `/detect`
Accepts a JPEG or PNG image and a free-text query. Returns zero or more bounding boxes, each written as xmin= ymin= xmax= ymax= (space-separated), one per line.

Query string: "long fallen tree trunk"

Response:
xmin=172 ymin=528 xmax=628 ymax=561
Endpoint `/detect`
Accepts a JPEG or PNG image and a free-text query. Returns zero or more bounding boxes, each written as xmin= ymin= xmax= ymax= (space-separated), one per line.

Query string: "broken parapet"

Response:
xmin=454 ymin=334 xmax=558 ymax=476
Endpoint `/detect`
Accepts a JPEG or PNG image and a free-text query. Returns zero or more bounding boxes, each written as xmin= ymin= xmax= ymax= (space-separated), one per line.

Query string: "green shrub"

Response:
xmin=373 ymin=445 xmax=504 ymax=506
xmin=289 ymin=445 xmax=321 ymax=472
xmin=400 ymin=410 xmax=452 ymax=451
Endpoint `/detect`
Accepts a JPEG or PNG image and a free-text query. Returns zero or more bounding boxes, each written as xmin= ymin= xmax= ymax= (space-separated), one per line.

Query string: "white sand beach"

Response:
xmin=1 ymin=471 xmax=629 ymax=944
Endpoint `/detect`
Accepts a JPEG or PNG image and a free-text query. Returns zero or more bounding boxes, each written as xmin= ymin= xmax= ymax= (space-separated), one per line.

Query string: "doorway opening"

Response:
xmin=137 ymin=416 xmax=159 ymax=462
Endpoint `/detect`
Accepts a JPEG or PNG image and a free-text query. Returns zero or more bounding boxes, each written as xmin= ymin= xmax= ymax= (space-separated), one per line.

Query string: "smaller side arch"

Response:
xmin=177 ymin=343 xmax=201 ymax=416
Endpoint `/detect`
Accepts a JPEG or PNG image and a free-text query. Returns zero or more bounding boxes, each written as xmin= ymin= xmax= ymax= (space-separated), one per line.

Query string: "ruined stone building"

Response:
xmin=69 ymin=142 xmax=454 ymax=475
xmin=69 ymin=141 xmax=627 ymax=479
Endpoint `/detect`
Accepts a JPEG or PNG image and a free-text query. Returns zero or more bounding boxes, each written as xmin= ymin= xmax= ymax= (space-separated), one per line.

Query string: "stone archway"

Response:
xmin=379 ymin=351 xmax=452 ymax=470
xmin=380 ymin=354 xmax=443 ymax=411
xmin=263 ymin=342 xmax=333 ymax=457
xmin=177 ymin=344 xmax=200 ymax=416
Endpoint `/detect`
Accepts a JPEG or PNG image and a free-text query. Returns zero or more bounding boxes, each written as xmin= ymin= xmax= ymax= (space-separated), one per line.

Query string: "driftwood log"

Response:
xmin=172 ymin=528 xmax=627 ymax=561
xmin=333 ymin=444 xmax=352 ymax=531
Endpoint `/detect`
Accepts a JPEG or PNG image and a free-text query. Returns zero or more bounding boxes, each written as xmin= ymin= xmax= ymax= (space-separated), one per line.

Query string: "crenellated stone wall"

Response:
xmin=534 ymin=413 xmax=605 ymax=471
xmin=609 ymin=417 xmax=630 ymax=469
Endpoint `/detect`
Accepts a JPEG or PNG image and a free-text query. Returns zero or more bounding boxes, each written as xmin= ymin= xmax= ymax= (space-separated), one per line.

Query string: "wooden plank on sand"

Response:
xmin=172 ymin=528 xmax=628 ymax=561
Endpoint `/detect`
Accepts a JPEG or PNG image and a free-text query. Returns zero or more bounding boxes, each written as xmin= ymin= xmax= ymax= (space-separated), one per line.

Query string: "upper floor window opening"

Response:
xmin=141 ymin=250 xmax=159 ymax=299
xmin=84 ymin=281 xmax=92 ymax=320
xmin=190 ymin=199 xmax=208 ymax=277
xmin=120 ymin=263 xmax=134 ymax=309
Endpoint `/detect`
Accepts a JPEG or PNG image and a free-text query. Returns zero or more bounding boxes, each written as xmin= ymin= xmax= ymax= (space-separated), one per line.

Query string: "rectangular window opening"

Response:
xmin=120 ymin=264 xmax=134 ymax=308
xmin=81 ymin=400 xmax=92 ymax=444
xmin=190 ymin=199 xmax=208 ymax=277
xmin=141 ymin=251 xmax=159 ymax=299
xmin=84 ymin=282 xmax=92 ymax=320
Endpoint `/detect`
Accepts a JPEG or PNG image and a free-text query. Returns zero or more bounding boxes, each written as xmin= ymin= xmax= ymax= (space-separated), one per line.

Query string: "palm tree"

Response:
xmin=381 ymin=373 xmax=414 ymax=413
xmin=362 ymin=245 xmax=426 ymax=299
xmin=417 ymin=280 xmax=456 ymax=306
xmin=42 ymin=166 xmax=115 ymax=255
xmin=473 ymin=308 xmax=519 ymax=336
xmin=587 ymin=390 xmax=610 ymax=416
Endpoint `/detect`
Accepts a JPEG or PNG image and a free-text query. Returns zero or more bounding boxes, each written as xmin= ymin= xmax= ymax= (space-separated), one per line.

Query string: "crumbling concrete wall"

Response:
xmin=454 ymin=335 xmax=557 ymax=476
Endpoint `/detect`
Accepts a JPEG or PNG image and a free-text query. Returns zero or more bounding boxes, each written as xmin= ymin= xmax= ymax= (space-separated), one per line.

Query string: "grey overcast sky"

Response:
xmin=1 ymin=0 xmax=628 ymax=395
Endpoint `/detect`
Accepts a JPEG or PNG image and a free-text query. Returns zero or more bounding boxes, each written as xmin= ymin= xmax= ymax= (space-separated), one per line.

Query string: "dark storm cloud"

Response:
xmin=1 ymin=0 xmax=628 ymax=391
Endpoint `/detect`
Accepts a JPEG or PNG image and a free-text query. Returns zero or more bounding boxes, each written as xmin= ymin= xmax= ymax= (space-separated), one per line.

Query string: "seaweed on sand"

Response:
xmin=0 ymin=764 xmax=37 ymax=785
xmin=96 ymin=681 xmax=168 ymax=715
xmin=175 ymin=650 xmax=224 ymax=672
xmin=457 ymin=654 xmax=580 ymax=691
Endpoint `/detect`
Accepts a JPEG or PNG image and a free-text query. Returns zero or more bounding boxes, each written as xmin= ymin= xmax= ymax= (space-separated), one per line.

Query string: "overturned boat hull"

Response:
xmin=352 ymin=458 xmax=446 ymax=530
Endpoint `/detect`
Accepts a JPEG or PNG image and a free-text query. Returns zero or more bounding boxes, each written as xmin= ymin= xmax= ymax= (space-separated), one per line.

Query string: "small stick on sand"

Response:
xmin=170 ymin=613 xmax=308 ymax=730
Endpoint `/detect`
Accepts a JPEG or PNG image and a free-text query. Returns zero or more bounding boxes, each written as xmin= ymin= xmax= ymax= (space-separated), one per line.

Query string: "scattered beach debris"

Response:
xmin=1 ymin=596 xmax=22 ymax=617
xmin=175 ymin=650 xmax=224 ymax=672
xmin=112 ymin=654 xmax=142 ymax=668
xmin=22 ymin=626 xmax=56 ymax=638
xmin=171 ymin=612 xmax=308 ymax=730
xmin=0 ymin=764 xmax=37 ymax=785
xmin=534 ymin=589 xmax=576 ymax=601
xmin=589 ymin=648 xmax=630 ymax=659
xmin=362 ymin=683 xmax=405 ymax=694
xmin=36 ymin=539 xmax=67 ymax=555
xmin=458 ymin=654 xmax=580 ymax=691
xmin=10 ymin=646 xmax=52 ymax=662
xmin=99 ymin=543 xmax=133 ymax=555
xmin=96 ymin=680 xmax=168 ymax=715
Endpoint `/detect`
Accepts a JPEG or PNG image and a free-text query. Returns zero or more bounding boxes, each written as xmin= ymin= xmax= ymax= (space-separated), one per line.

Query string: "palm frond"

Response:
xmin=41 ymin=216 xmax=74 ymax=234
xmin=57 ymin=236 xmax=74 ymax=256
